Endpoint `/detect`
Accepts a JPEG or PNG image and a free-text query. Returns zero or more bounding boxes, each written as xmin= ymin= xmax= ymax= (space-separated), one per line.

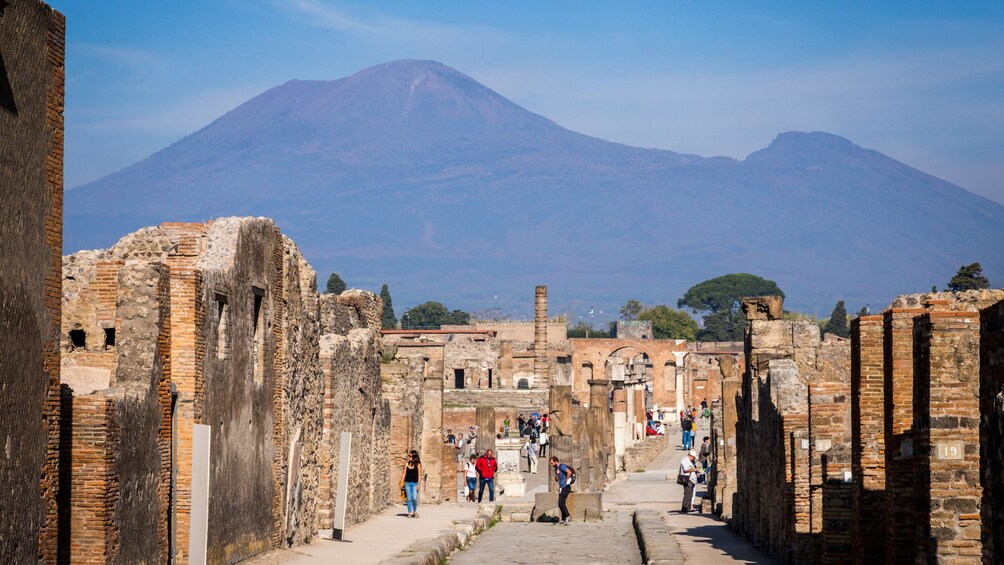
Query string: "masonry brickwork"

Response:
xmin=56 ymin=218 xmax=391 ymax=563
xmin=0 ymin=2 xmax=64 ymax=561
xmin=724 ymin=292 xmax=1004 ymax=565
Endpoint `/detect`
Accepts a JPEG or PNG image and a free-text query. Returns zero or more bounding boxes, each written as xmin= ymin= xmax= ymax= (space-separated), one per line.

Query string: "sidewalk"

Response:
xmin=604 ymin=420 xmax=772 ymax=563
xmin=246 ymin=502 xmax=476 ymax=565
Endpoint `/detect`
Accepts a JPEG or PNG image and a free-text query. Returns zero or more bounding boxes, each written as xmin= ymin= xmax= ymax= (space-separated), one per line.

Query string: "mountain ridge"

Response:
xmin=65 ymin=59 xmax=1004 ymax=317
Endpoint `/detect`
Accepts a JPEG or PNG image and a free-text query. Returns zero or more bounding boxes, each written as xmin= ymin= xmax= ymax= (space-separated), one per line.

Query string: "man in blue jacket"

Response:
xmin=550 ymin=456 xmax=574 ymax=525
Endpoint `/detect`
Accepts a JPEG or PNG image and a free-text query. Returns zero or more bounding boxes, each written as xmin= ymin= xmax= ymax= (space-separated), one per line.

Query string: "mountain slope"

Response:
xmin=65 ymin=60 xmax=1004 ymax=316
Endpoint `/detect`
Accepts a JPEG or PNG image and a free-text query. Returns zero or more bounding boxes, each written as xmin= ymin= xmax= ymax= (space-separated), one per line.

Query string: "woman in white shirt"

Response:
xmin=464 ymin=454 xmax=478 ymax=502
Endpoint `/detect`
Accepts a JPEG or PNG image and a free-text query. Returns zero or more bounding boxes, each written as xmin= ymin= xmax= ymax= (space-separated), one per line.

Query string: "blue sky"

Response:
xmin=53 ymin=1 xmax=1004 ymax=204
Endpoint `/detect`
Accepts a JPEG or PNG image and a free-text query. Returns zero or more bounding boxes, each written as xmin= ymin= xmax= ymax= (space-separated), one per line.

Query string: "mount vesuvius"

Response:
xmin=65 ymin=60 xmax=1004 ymax=317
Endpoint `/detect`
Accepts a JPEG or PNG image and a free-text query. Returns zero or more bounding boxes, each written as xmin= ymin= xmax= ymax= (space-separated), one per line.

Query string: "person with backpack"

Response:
xmin=699 ymin=436 xmax=712 ymax=471
xmin=550 ymin=456 xmax=574 ymax=525
xmin=678 ymin=450 xmax=700 ymax=513
xmin=681 ymin=416 xmax=694 ymax=450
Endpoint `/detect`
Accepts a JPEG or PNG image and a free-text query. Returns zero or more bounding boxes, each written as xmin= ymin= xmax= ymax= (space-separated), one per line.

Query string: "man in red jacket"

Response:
xmin=475 ymin=449 xmax=498 ymax=502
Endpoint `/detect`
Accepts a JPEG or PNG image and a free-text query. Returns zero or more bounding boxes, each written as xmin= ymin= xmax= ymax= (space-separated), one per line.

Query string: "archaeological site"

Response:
xmin=6 ymin=1 xmax=1004 ymax=564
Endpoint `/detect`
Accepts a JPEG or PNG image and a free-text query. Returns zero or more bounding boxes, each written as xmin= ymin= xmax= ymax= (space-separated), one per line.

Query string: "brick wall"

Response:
xmin=912 ymin=311 xmax=982 ymax=562
xmin=0 ymin=2 xmax=64 ymax=561
xmin=850 ymin=315 xmax=885 ymax=563
xmin=980 ymin=300 xmax=1004 ymax=563
xmin=882 ymin=308 xmax=925 ymax=564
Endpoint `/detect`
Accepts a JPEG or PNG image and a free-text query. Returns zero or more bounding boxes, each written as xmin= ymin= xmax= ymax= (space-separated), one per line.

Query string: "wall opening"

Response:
xmin=517 ymin=378 xmax=529 ymax=389
xmin=454 ymin=368 xmax=465 ymax=389
xmin=215 ymin=293 xmax=228 ymax=361
xmin=69 ymin=329 xmax=86 ymax=349
xmin=487 ymin=369 xmax=493 ymax=389
xmin=252 ymin=287 xmax=265 ymax=384
xmin=103 ymin=328 xmax=115 ymax=349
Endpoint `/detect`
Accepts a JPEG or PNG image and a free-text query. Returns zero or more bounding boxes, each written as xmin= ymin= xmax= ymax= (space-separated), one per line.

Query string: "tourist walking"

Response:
xmin=538 ymin=430 xmax=548 ymax=458
xmin=699 ymin=436 xmax=711 ymax=471
xmin=678 ymin=450 xmax=700 ymax=513
xmin=475 ymin=449 xmax=498 ymax=502
xmin=550 ymin=456 xmax=574 ymax=525
xmin=524 ymin=436 xmax=539 ymax=474
xmin=503 ymin=416 xmax=511 ymax=438
xmin=517 ymin=414 xmax=526 ymax=437
xmin=681 ymin=416 xmax=694 ymax=450
xmin=401 ymin=450 xmax=422 ymax=518
xmin=464 ymin=454 xmax=478 ymax=502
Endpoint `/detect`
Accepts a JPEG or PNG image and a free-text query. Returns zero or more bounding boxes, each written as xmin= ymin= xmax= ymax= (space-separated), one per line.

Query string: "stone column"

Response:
xmin=625 ymin=380 xmax=636 ymax=449
xmin=587 ymin=379 xmax=611 ymax=491
xmin=420 ymin=374 xmax=443 ymax=504
xmin=720 ymin=375 xmax=740 ymax=522
xmin=612 ymin=384 xmax=627 ymax=471
xmin=475 ymin=406 xmax=496 ymax=456
xmin=548 ymin=385 xmax=573 ymax=492
xmin=912 ymin=311 xmax=981 ymax=563
xmin=850 ymin=315 xmax=886 ymax=564
xmin=534 ymin=285 xmax=549 ymax=387
xmin=500 ymin=340 xmax=513 ymax=388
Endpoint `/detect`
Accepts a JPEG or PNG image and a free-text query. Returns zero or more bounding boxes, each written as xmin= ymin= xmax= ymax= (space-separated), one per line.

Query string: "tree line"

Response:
xmin=323 ymin=262 xmax=991 ymax=337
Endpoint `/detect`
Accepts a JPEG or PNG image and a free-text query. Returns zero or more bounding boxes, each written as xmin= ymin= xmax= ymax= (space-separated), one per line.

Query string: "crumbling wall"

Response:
xmin=59 ymin=261 xmax=172 ymax=563
xmin=0 ymin=2 xmax=65 ymax=561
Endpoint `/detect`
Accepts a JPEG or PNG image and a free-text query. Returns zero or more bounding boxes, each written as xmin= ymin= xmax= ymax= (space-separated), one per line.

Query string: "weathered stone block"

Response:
xmin=531 ymin=492 xmax=603 ymax=522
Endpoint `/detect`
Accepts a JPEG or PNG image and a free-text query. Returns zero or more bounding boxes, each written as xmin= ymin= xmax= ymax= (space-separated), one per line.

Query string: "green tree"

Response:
xmin=697 ymin=309 xmax=744 ymax=341
xmin=823 ymin=300 xmax=850 ymax=338
xmin=620 ymin=300 xmax=643 ymax=321
xmin=946 ymin=263 xmax=990 ymax=292
xmin=379 ymin=284 xmax=397 ymax=329
xmin=678 ymin=273 xmax=784 ymax=341
xmin=637 ymin=305 xmax=698 ymax=341
xmin=401 ymin=301 xmax=470 ymax=329
xmin=325 ymin=273 xmax=347 ymax=295
xmin=855 ymin=306 xmax=870 ymax=318
xmin=567 ymin=321 xmax=611 ymax=338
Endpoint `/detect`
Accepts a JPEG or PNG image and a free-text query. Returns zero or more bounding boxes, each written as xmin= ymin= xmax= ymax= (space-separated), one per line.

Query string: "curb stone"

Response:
xmin=379 ymin=506 xmax=501 ymax=564
xmin=633 ymin=510 xmax=685 ymax=565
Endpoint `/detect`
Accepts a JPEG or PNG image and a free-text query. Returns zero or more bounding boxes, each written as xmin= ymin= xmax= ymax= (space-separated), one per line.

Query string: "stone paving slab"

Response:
xmin=449 ymin=510 xmax=642 ymax=565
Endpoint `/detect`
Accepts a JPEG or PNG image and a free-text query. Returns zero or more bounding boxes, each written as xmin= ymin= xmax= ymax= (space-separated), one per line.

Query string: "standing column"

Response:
xmin=420 ymin=374 xmax=443 ymax=504
xmin=475 ymin=406 xmax=496 ymax=456
xmin=548 ymin=385 xmax=573 ymax=493
xmin=612 ymin=385 xmax=627 ymax=470
xmin=883 ymin=307 xmax=927 ymax=564
xmin=913 ymin=311 xmax=982 ymax=563
xmin=980 ymin=300 xmax=1004 ymax=564
xmin=851 ymin=315 xmax=886 ymax=564
xmin=534 ymin=285 xmax=550 ymax=388
xmin=587 ymin=379 xmax=611 ymax=491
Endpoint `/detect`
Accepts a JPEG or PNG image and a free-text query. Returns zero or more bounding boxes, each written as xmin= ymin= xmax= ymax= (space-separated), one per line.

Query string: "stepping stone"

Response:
xmin=627 ymin=472 xmax=669 ymax=481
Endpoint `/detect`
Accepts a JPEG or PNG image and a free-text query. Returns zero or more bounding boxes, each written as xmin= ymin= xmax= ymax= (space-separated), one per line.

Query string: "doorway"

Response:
xmin=487 ymin=369 xmax=493 ymax=389
xmin=454 ymin=368 xmax=465 ymax=389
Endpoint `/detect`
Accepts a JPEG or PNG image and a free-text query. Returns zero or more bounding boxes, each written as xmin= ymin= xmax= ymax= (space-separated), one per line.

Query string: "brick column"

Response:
xmin=912 ymin=311 xmax=981 ymax=562
xmin=981 ymin=300 xmax=1004 ymax=564
xmin=808 ymin=374 xmax=850 ymax=562
xmin=67 ymin=396 xmax=120 ymax=564
xmin=850 ymin=315 xmax=885 ymax=564
xmin=882 ymin=307 xmax=926 ymax=564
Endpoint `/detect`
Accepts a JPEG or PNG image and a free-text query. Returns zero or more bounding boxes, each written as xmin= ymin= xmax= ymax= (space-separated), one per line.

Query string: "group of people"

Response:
xmin=679 ymin=399 xmax=712 ymax=450
xmin=446 ymin=426 xmax=479 ymax=462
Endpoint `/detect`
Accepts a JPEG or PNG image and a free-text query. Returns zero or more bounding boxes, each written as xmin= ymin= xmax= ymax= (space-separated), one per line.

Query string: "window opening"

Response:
xmin=454 ymin=368 xmax=465 ymax=389
xmin=103 ymin=328 xmax=115 ymax=349
xmin=69 ymin=329 xmax=86 ymax=350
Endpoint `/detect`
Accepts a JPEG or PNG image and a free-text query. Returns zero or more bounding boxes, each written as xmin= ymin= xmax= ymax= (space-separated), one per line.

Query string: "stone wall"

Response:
xmin=59 ymin=262 xmax=172 ymax=563
xmin=56 ymin=218 xmax=395 ymax=563
xmin=569 ymin=338 xmax=687 ymax=409
xmin=0 ymin=2 xmax=64 ymax=561
xmin=317 ymin=292 xmax=391 ymax=531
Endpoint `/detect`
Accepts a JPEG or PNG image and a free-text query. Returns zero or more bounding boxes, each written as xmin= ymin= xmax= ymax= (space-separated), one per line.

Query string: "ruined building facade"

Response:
xmin=704 ymin=291 xmax=1004 ymax=564
xmin=58 ymin=218 xmax=390 ymax=563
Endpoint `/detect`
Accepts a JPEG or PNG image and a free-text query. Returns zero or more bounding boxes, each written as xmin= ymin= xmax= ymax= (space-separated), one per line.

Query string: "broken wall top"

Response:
xmin=742 ymin=296 xmax=784 ymax=321
xmin=887 ymin=289 xmax=1004 ymax=312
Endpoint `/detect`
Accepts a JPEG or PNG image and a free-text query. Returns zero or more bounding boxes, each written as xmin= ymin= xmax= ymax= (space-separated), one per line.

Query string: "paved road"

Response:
xmin=449 ymin=511 xmax=642 ymax=565
xmin=452 ymin=417 xmax=772 ymax=565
